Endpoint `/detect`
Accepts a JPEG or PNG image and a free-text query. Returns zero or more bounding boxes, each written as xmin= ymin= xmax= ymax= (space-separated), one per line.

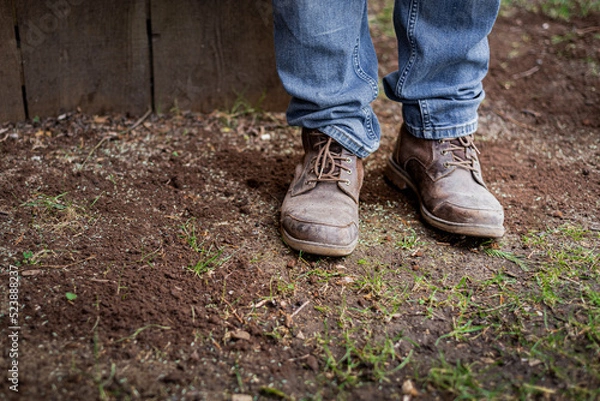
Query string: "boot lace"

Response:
xmin=307 ymin=134 xmax=352 ymax=185
xmin=441 ymin=135 xmax=480 ymax=172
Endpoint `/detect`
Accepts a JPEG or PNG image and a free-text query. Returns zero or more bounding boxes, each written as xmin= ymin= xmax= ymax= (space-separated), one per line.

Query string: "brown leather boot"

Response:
xmin=385 ymin=125 xmax=505 ymax=238
xmin=280 ymin=129 xmax=364 ymax=256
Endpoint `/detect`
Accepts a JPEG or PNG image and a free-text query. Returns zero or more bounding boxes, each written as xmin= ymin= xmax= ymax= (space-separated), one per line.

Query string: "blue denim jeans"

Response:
xmin=272 ymin=0 xmax=501 ymax=158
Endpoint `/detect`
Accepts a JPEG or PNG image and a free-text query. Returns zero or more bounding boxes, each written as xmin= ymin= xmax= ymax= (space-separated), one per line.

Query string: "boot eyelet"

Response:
xmin=347 ymin=170 xmax=352 ymax=175
xmin=441 ymin=150 xmax=447 ymax=155
xmin=346 ymin=158 xmax=352 ymax=163
xmin=345 ymin=180 xmax=351 ymax=186
xmin=443 ymin=162 xmax=449 ymax=168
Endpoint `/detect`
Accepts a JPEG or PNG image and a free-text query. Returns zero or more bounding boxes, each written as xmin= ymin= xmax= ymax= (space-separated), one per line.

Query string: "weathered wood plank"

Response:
xmin=0 ymin=0 xmax=25 ymax=122
xmin=16 ymin=0 xmax=151 ymax=117
xmin=151 ymin=0 xmax=288 ymax=113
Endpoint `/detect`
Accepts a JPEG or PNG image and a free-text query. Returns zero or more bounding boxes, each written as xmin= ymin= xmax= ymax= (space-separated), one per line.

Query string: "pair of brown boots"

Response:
xmin=280 ymin=126 xmax=504 ymax=256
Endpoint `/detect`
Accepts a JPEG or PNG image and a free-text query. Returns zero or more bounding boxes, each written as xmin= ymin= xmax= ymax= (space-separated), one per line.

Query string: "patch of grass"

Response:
xmin=229 ymin=91 xmax=265 ymax=118
xmin=316 ymin=322 xmax=412 ymax=389
xmin=426 ymin=354 xmax=501 ymax=399
xmin=394 ymin=222 xmax=600 ymax=398
xmin=214 ymin=91 xmax=266 ymax=132
xmin=115 ymin=324 xmax=171 ymax=343
xmin=436 ymin=318 xmax=486 ymax=346
xmin=21 ymin=192 xmax=90 ymax=234
xmin=180 ymin=219 xmax=231 ymax=276
xmin=187 ymin=244 xmax=227 ymax=276
xmin=21 ymin=192 xmax=70 ymax=211
xmin=352 ymin=263 xmax=410 ymax=320
xmin=396 ymin=227 xmax=423 ymax=251
xmin=484 ymin=248 xmax=529 ymax=271
xmin=501 ymin=0 xmax=600 ymax=19
xmin=368 ymin=0 xmax=395 ymax=37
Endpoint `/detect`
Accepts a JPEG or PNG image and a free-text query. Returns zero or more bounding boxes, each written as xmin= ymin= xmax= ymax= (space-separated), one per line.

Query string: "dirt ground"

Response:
xmin=1 ymin=4 xmax=599 ymax=401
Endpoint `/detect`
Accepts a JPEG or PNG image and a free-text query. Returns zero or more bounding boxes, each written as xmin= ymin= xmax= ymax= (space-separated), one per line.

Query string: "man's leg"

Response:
xmin=384 ymin=0 xmax=505 ymax=237
xmin=272 ymin=0 xmax=380 ymax=255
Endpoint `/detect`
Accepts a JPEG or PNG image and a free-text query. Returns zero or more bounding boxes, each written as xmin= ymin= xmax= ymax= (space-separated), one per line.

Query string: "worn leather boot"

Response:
xmin=281 ymin=129 xmax=364 ymax=256
xmin=385 ymin=125 xmax=505 ymax=238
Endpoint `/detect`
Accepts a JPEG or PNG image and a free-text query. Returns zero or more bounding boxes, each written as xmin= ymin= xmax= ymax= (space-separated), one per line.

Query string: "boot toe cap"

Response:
xmin=425 ymin=196 xmax=505 ymax=237
xmin=281 ymin=212 xmax=359 ymax=247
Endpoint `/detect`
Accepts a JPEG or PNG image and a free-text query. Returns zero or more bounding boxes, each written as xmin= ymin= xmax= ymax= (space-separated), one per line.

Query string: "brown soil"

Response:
xmin=1 ymin=6 xmax=599 ymax=401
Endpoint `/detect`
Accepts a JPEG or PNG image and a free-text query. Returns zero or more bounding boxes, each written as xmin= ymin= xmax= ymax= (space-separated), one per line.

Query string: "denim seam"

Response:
xmin=419 ymin=99 xmax=431 ymax=130
xmin=352 ymin=38 xmax=379 ymax=103
xmin=351 ymin=38 xmax=378 ymax=141
xmin=362 ymin=106 xmax=376 ymax=140
xmin=395 ymin=0 xmax=419 ymax=98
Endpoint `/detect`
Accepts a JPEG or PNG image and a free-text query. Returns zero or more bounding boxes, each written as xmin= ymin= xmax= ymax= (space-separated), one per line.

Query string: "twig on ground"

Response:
xmin=512 ymin=65 xmax=540 ymax=80
xmin=90 ymin=316 xmax=100 ymax=333
xmin=210 ymin=337 xmax=222 ymax=351
xmin=121 ymin=107 xmax=153 ymax=135
xmin=41 ymin=255 xmax=97 ymax=269
xmin=115 ymin=324 xmax=171 ymax=343
xmin=81 ymin=134 xmax=117 ymax=168
xmin=494 ymin=109 xmax=537 ymax=132
xmin=290 ymin=300 xmax=310 ymax=320
xmin=288 ymin=354 xmax=311 ymax=362
xmin=222 ymin=297 xmax=245 ymax=324
xmin=576 ymin=26 xmax=600 ymax=35
xmin=81 ymin=108 xmax=152 ymax=168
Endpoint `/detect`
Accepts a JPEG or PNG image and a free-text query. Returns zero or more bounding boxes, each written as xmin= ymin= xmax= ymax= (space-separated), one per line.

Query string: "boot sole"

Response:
xmin=385 ymin=156 xmax=505 ymax=238
xmin=280 ymin=227 xmax=357 ymax=257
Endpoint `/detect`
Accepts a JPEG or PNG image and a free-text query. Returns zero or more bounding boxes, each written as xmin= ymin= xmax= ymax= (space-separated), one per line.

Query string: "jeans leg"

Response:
xmin=272 ymin=0 xmax=381 ymax=158
xmin=383 ymin=0 xmax=501 ymax=139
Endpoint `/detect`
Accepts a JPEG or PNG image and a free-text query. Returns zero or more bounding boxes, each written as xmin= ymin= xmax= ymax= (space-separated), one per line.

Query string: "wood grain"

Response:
xmin=0 ymin=0 xmax=25 ymax=121
xmin=15 ymin=0 xmax=151 ymax=117
xmin=151 ymin=0 xmax=288 ymax=113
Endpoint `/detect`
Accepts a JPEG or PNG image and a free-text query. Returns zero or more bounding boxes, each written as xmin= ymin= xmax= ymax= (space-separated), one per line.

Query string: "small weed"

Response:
xmin=21 ymin=250 xmax=35 ymax=265
xmin=396 ymin=227 xmax=423 ymax=250
xmin=115 ymin=324 xmax=171 ymax=343
xmin=21 ymin=192 xmax=89 ymax=234
xmin=21 ymin=192 xmax=69 ymax=211
xmin=90 ymin=191 xmax=105 ymax=207
xmin=298 ymin=268 xmax=342 ymax=282
xmin=484 ymin=248 xmax=529 ymax=271
xmin=316 ymin=323 xmax=411 ymax=389
xmin=314 ymin=305 xmax=332 ymax=315
xmin=180 ymin=219 xmax=231 ymax=276
xmin=259 ymin=386 xmax=293 ymax=400
xmin=426 ymin=355 xmax=498 ymax=399
xmin=229 ymin=91 xmax=265 ymax=117
xmin=436 ymin=319 xmax=485 ymax=345
xmin=188 ymin=244 xmax=228 ymax=276
xmin=354 ymin=268 xmax=387 ymax=297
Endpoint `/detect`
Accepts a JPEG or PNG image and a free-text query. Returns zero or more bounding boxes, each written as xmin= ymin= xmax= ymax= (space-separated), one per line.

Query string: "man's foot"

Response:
xmin=280 ymin=129 xmax=363 ymax=256
xmin=385 ymin=125 xmax=505 ymax=238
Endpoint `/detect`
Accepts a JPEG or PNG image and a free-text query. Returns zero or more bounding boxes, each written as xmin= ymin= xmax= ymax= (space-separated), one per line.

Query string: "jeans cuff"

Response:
xmin=320 ymin=125 xmax=378 ymax=159
xmin=404 ymin=118 xmax=479 ymax=140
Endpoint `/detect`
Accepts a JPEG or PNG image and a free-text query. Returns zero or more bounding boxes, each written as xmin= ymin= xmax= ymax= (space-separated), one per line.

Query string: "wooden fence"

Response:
xmin=0 ymin=0 xmax=289 ymax=122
